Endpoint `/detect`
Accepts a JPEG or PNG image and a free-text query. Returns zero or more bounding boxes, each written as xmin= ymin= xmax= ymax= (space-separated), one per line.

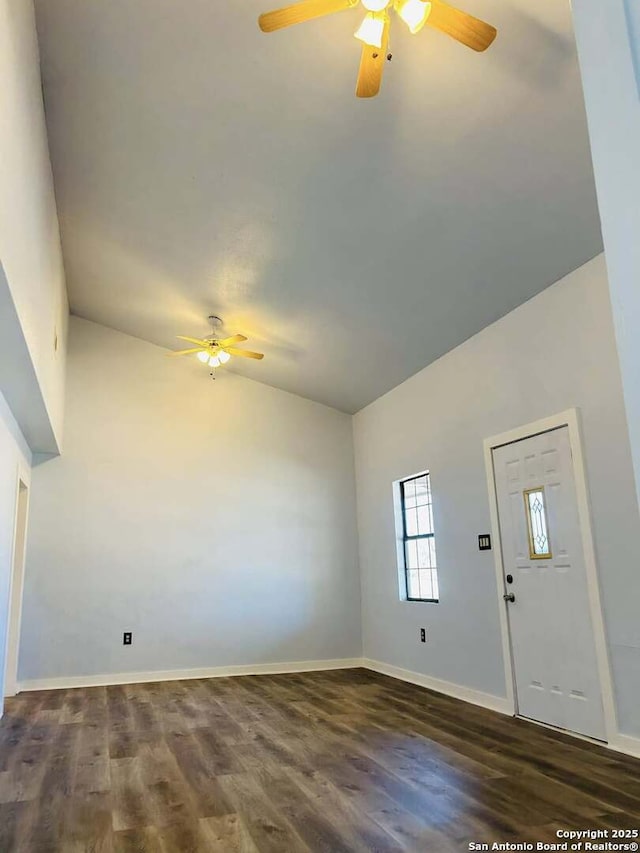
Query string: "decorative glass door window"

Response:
xmin=524 ymin=487 xmax=552 ymax=560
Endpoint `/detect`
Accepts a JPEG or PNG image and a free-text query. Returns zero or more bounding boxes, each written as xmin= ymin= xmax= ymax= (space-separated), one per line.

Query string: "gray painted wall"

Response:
xmin=0 ymin=0 xmax=65 ymax=715
xmin=353 ymin=255 xmax=640 ymax=738
xmin=573 ymin=0 xmax=640 ymax=515
xmin=20 ymin=318 xmax=361 ymax=681
xmin=0 ymin=0 xmax=68 ymax=447
xmin=0 ymin=393 xmax=31 ymax=714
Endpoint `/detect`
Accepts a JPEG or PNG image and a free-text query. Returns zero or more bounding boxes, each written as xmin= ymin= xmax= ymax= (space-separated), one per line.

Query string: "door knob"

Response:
xmin=503 ymin=592 xmax=515 ymax=603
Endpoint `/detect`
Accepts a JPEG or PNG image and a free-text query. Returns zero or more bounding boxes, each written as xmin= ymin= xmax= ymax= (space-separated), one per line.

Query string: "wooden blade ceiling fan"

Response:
xmin=258 ymin=0 xmax=497 ymax=98
xmin=169 ymin=316 xmax=264 ymax=370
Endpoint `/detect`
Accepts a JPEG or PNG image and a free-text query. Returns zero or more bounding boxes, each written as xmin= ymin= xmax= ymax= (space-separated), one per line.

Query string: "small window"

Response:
xmin=399 ymin=472 xmax=439 ymax=602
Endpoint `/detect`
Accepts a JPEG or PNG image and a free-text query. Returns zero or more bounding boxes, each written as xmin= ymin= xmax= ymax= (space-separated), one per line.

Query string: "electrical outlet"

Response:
xmin=123 ymin=632 xmax=132 ymax=646
xmin=420 ymin=628 xmax=426 ymax=643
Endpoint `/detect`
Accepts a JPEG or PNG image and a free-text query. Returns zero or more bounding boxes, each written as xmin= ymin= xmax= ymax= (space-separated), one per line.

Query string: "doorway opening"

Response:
xmin=4 ymin=478 xmax=29 ymax=698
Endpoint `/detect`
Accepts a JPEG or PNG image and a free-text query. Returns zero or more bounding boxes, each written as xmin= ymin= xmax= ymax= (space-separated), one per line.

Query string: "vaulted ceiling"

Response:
xmin=35 ymin=0 xmax=602 ymax=412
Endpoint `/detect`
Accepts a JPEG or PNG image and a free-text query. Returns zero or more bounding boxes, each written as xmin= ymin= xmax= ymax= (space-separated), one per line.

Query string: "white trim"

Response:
xmin=16 ymin=658 xmax=364 ymax=692
xmin=4 ymin=466 xmax=30 ymax=698
xmin=609 ymin=733 xmax=640 ymax=760
xmin=483 ymin=408 xmax=618 ymax=745
xmin=516 ymin=714 xmax=606 ymax=746
xmin=15 ymin=653 xmax=640 ymax=761
xmin=362 ymin=657 xmax=512 ymax=715
xmin=483 ymin=440 xmax=518 ymax=716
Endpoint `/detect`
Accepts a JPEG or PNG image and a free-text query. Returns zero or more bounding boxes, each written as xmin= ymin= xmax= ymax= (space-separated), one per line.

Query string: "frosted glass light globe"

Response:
xmin=361 ymin=0 xmax=390 ymax=11
xmin=397 ymin=0 xmax=431 ymax=34
xmin=354 ymin=13 xmax=385 ymax=48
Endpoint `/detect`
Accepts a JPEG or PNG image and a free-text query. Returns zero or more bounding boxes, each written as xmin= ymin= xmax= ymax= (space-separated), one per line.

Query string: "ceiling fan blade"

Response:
xmin=177 ymin=335 xmax=213 ymax=347
xmin=426 ymin=0 xmax=497 ymax=51
xmin=216 ymin=334 xmax=248 ymax=347
xmin=226 ymin=347 xmax=265 ymax=360
xmin=355 ymin=16 xmax=390 ymax=98
xmin=259 ymin=0 xmax=356 ymax=32
xmin=168 ymin=348 xmax=204 ymax=356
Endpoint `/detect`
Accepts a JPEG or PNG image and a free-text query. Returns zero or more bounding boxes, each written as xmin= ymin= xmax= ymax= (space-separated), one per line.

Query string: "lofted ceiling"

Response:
xmin=35 ymin=0 xmax=602 ymax=413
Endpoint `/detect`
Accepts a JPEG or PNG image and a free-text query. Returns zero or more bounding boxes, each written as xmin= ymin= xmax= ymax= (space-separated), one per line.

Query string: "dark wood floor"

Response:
xmin=0 ymin=668 xmax=638 ymax=852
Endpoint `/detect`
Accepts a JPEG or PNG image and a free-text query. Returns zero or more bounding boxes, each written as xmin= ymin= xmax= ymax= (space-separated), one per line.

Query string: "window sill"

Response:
xmin=404 ymin=597 xmax=439 ymax=604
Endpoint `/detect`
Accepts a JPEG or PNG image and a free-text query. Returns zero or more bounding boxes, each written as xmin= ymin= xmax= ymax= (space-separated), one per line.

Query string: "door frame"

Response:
xmin=4 ymin=465 xmax=30 ymax=698
xmin=483 ymin=408 xmax=617 ymax=743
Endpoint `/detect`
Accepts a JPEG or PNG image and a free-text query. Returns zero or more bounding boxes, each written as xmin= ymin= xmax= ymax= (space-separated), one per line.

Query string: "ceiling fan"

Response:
xmin=258 ymin=0 xmax=497 ymax=98
xmin=169 ymin=316 xmax=265 ymax=369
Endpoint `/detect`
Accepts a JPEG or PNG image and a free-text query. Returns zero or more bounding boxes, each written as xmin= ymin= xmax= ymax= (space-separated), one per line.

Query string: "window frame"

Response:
xmin=399 ymin=472 xmax=439 ymax=603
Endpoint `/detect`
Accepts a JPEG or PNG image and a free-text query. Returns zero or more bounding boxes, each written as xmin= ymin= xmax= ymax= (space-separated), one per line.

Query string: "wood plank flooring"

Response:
xmin=0 ymin=668 xmax=638 ymax=852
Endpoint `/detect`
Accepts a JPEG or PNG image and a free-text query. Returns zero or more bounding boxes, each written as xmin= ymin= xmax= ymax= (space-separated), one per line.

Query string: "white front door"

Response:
xmin=493 ymin=427 xmax=606 ymax=740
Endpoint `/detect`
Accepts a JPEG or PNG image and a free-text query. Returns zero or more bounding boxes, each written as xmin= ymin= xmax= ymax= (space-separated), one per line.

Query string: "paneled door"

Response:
xmin=493 ymin=427 xmax=605 ymax=740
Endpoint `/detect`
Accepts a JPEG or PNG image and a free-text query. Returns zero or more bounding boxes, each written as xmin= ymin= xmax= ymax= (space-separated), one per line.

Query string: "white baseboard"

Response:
xmin=14 ymin=656 xmax=640 ymax=762
xmin=14 ymin=657 xmax=513 ymax=718
xmin=363 ymin=659 xmax=640 ymax=761
xmin=609 ymin=733 xmax=640 ymax=759
xmin=362 ymin=657 xmax=513 ymax=716
xmin=16 ymin=657 xmax=364 ymax=693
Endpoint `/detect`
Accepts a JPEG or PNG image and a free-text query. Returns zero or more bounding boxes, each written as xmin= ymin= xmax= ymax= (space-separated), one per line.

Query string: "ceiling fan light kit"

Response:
xmin=397 ymin=0 xmax=431 ymax=34
xmin=354 ymin=12 xmax=386 ymax=48
xmin=357 ymin=0 xmax=431 ymax=39
xmin=169 ymin=316 xmax=265 ymax=377
xmin=361 ymin=0 xmax=390 ymax=11
xmin=258 ymin=0 xmax=497 ymax=98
